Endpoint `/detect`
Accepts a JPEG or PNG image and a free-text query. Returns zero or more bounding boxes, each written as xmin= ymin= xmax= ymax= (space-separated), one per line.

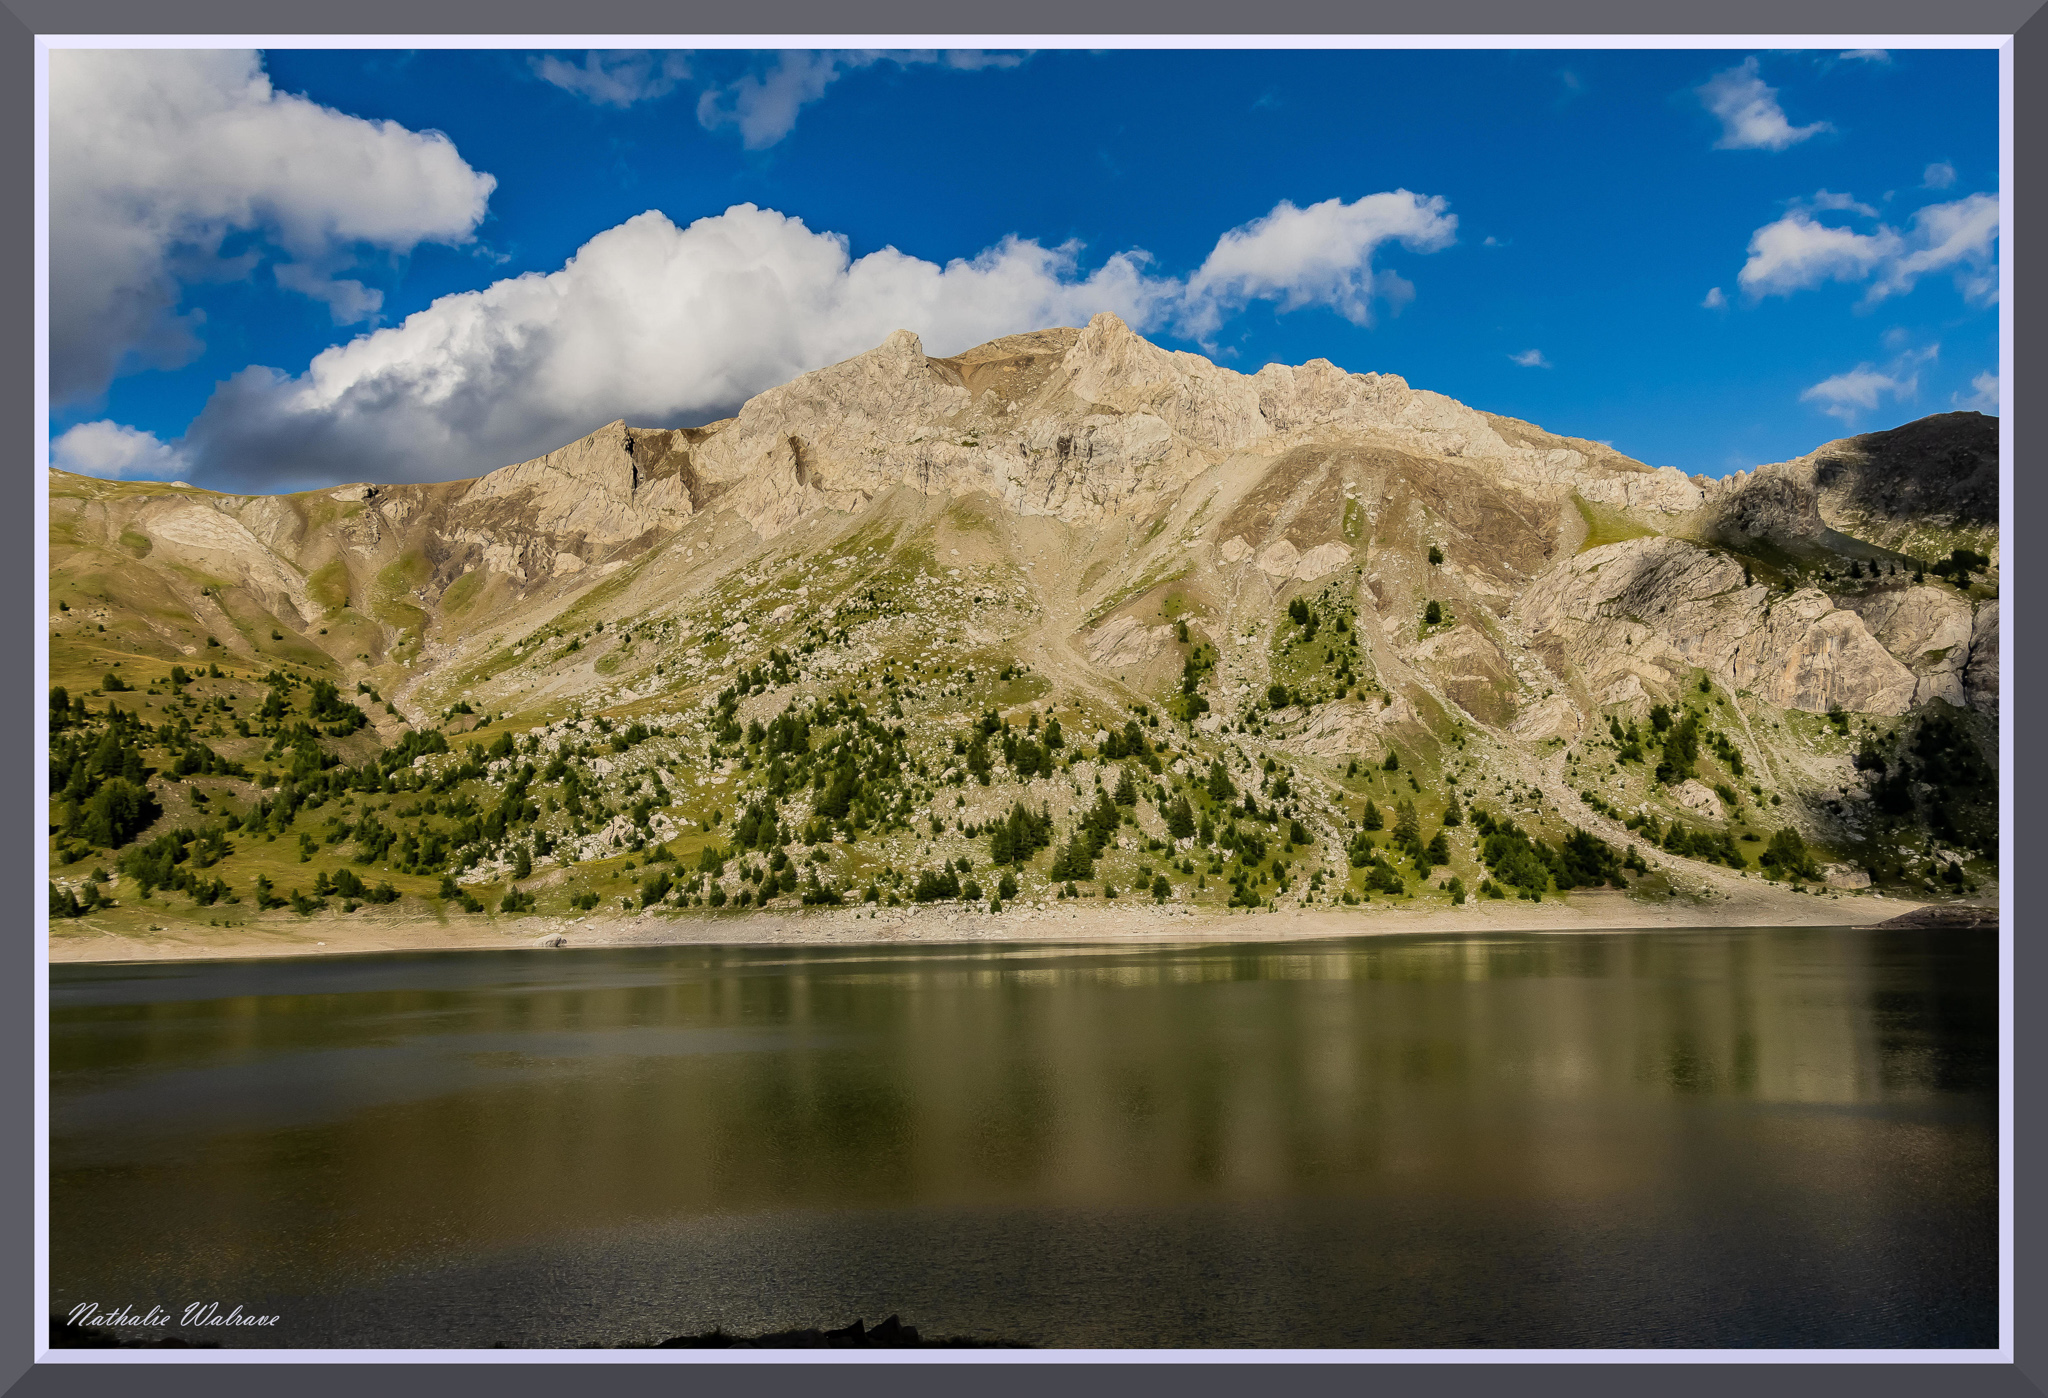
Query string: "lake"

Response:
xmin=48 ymin=927 xmax=1998 ymax=1349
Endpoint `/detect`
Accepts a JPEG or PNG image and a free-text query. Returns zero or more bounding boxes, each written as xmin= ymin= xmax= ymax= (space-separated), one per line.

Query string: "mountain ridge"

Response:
xmin=47 ymin=315 xmax=1999 ymax=945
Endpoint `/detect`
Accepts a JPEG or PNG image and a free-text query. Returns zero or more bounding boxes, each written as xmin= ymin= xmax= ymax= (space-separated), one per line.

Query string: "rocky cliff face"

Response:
xmin=1686 ymin=412 xmax=1999 ymax=566
xmin=49 ymin=315 xmax=2000 ymax=890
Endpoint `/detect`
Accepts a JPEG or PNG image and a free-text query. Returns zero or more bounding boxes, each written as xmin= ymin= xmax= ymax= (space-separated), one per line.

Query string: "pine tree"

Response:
xmin=1394 ymin=799 xmax=1419 ymax=852
xmin=1113 ymin=765 xmax=1139 ymax=806
xmin=1048 ymin=837 xmax=1095 ymax=883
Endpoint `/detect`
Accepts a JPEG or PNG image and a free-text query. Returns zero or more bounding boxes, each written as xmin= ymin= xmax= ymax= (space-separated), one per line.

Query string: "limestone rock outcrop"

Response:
xmin=1518 ymin=538 xmax=1923 ymax=715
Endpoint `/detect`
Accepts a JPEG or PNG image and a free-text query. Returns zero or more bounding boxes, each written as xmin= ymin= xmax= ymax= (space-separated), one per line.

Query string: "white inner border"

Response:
xmin=32 ymin=31 xmax=2016 ymax=1368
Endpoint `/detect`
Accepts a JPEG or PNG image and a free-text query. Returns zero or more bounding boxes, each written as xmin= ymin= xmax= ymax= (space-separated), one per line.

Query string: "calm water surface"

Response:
xmin=49 ymin=928 xmax=1997 ymax=1348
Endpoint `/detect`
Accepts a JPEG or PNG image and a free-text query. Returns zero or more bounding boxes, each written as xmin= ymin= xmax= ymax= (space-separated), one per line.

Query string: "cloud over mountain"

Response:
xmin=1177 ymin=192 xmax=1456 ymax=342
xmin=1800 ymin=343 xmax=1938 ymax=422
xmin=50 ymin=49 xmax=497 ymax=405
xmin=49 ymin=420 xmax=188 ymax=479
xmin=1737 ymin=192 xmax=1999 ymax=305
xmin=134 ymin=195 xmax=1455 ymax=491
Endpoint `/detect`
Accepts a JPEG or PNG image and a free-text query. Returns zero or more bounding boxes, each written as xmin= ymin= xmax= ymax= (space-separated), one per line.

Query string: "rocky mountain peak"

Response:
xmin=48 ymin=318 xmax=1999 ymax=922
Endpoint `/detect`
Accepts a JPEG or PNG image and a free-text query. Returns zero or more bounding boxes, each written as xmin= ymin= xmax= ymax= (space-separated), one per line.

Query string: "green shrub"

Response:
xmin=1759 ymin=827 xmax=1820 ymax=881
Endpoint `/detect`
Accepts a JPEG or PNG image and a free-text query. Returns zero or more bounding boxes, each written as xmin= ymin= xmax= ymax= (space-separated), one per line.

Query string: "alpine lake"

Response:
xmin=49 ymin=925 xmax=1998 ymax=1350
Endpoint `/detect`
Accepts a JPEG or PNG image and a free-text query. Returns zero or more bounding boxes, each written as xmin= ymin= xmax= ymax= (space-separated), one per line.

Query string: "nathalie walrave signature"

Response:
xmin=69 ymin=1302 xmax=280 ymax=1330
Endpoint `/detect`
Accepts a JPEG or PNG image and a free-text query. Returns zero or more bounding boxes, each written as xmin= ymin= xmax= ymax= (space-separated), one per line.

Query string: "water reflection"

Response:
xmin=50 ymin=928 xmax=1996 ymax=1348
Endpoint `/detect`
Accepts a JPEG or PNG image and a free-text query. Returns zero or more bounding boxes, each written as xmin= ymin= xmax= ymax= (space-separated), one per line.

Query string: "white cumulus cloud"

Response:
xmin=1178 ymin=191 xmax=1457 ymax=341
xmin=1800 ymin=367 xmax=1910 ymax=421
xmin=1873 ymin=193 xmax=2001 ymax=303
xmin=1923 ymin=161 xmax=1957 ymax=189
xmin=162 ymin=193 xmax=1455 ymax=491
xmin=1737 ymin=191 xmax=1998 ymax=305
xmin=1698 ymin=57 xmax=1831 ymax=151
xmin=1799 ymin=343 xmax=1936 ymax=423
xmin=50 ymin=420 xmax=190 ymax=480
xmin=1508 ymin=349 xmax=1551 ymax=368
xmin=1955 ymin=370 xmax=1999 ymax=413
xmin=1702 ymin=286 xmax=1727 ymax=308
xmin=50 ymin=49 xmax=497 ymax=406
xmin=1738 ymin=211 xmax=1895 ymax=297
xmin=531 ymin=51 xmax=692 ymax=107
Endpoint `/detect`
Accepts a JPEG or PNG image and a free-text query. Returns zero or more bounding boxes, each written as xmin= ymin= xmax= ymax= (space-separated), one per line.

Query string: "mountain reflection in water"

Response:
xmin=50 ymin=928 xmax=1997 ymax=1349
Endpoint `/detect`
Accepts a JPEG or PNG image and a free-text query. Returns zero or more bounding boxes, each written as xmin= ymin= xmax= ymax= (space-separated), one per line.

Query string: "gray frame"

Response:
xmin=3 ymin=2 xmax=2038 ymax=1395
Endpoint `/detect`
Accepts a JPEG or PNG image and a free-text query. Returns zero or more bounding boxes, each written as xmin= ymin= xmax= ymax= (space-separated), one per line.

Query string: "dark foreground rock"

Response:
xmin=49 ymin=1318 xmax=218 ymax=1349
xmin=640 ymin=1315 xmax=1025 ymax=1349
xmin=1866 ymin=903 xmax=1998 ymax=930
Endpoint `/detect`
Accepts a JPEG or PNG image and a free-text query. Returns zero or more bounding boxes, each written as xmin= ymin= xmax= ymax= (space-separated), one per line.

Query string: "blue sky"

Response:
xmin=48 ymin=46 xmax=2000 ymax=491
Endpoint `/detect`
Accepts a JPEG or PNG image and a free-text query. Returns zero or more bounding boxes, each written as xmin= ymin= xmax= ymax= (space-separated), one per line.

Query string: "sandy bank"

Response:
xmin=48 ymin=879 xmax=1957 ymax=965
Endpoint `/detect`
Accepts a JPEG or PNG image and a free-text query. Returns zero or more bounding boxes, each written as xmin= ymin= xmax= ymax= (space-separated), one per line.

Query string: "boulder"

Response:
xmin=1087 ymin=614 xmax=1172 ymax=669
xmin=1293 ymin=696 xmax=1410 ymax=759
xmin=1292 ymin=542 xmax=1354 ymax=580
xmin=1674 ymin=780 xmax=1723 ymax=819
xmin=1255 ymin=539 xmax=1302 ymax=578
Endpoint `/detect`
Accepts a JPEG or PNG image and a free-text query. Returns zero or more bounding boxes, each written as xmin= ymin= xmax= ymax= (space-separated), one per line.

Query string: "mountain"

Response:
xmin=47 ymin=314 xmax=1999 ymax=943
